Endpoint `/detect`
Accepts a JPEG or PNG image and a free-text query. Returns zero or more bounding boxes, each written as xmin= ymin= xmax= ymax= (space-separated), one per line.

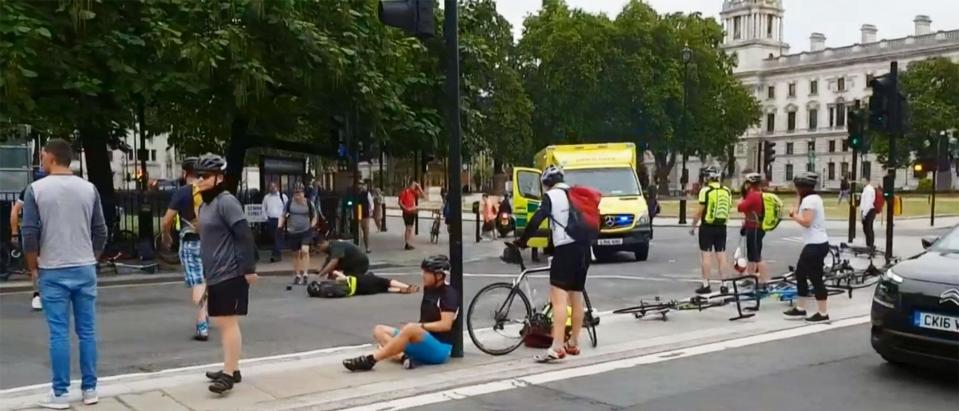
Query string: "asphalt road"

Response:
xmin=410 ymin=324 xmax=959 ymax=411
xmin=0 ymin=225 xmax=945 ymax=388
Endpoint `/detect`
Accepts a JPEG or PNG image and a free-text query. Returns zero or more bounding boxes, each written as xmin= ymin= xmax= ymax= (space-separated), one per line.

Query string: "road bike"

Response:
xmin=466 ymin=242 xmax=599 ymax=356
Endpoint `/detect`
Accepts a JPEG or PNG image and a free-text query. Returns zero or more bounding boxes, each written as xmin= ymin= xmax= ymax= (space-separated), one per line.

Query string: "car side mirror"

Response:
xmin=920 ymin=236 xmax=938 ymax=249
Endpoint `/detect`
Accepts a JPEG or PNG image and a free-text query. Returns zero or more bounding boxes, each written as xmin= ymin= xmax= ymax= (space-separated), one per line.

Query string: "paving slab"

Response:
xmin=116 ymin=391 xmax=189 ymax=411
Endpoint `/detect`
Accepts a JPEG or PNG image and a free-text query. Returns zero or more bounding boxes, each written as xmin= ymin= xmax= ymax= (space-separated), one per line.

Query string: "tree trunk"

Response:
xmin=224 ymin=116 xmax=250 ymax=194
xmin=79 ymin=124 xmax=117 ymax=229
xmin=653 ymin=150 xmax=676 ymax=197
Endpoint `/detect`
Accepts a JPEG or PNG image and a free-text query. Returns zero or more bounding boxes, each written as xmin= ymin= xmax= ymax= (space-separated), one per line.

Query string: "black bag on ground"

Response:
xmin=307 ymin=280 xmax=349 ymax=298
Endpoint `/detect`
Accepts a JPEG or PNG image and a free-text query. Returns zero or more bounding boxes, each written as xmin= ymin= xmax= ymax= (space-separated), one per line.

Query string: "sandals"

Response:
xmin=534 ymin=347 xmax=566 ymax=363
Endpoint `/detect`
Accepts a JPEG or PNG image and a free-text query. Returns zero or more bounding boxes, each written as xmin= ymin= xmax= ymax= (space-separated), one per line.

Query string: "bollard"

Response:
xmin=472 ymin=201 xmax=481 ymax=242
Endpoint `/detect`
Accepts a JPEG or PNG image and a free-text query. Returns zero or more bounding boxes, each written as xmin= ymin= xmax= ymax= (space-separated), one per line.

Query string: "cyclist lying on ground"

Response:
xmin=342 ymin=256 xmax=459 ymax=371
xmin=314 ymin=238 xmax=419 ymax=295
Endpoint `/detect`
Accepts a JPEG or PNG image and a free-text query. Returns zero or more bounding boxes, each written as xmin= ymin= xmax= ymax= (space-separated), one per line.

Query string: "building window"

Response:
xmin=842 ymin=139 xmax=849 ymax=152
xmin=766 ymin=113 xmax=775 ymax=133
xmin=837 ymin=77 xmax=845 ymax=92
xmin=785 ymin=164 xmax=794 ymax=181
xmin=767 ymin=15 xmax=774 ymax=38
xmin=808 ymin=109 xmax=818 ymax=130
xmin=828 ymin=140 xmax=836 ymax=152
xmin=788 ymin=83 xmax=796 ymax=98
xmin=734 ymin=16 xmax=742 ymax=40
xmin=828 ymin=162 xmax=836 ymax=180
xmin=150 ymin=150 xmax=157 ymax=162
xmin=787 ymin=112 xmax=796 ymax=132
xmin=807 ymin=140 xmax=815 ymax=153
xmin=836 ymin=102 xmax=846 ymax=127
xmin=862 ymin=161 xmax=872 ymax=180
xmin=767 ymin=86 xmax=775 ymax=99
xmin=786 ymin=142 xmax=794 ymax=155
xmin=828 ymin=106 xmax=835 ymax=127
xmin=810 ymin=80 xmax=818 ymax=95
xmin=841 ymin=162 xmax=849 ymax=178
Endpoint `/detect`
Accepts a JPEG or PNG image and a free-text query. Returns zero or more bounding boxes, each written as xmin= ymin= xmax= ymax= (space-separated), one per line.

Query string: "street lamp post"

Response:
xmin=678 ymin=44 xmax=692 ymax=225
xmin=931 ymin=130 xmax=946 ymax=227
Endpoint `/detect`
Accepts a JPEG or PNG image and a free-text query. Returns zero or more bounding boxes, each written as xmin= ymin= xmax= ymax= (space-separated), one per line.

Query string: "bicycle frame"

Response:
xmin=493 ymin=265 xmax=549 ymax=324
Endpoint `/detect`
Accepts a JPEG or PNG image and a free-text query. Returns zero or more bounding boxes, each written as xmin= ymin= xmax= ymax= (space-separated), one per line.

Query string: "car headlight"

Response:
xmin=637 ymin=213 xmax=649 ymax=226
xmin=874 ymin=268 xmax=901 ymax=307
xmin=882 ymin=268 xmax=904 ymax=284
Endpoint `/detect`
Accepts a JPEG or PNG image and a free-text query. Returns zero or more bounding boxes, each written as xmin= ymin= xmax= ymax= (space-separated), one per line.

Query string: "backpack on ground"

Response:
xmin=522 ymin=303 xmax=573 ymax=348
xmin=760 ymin=192 xmax=783 ymax=232
xmin=873 ymin=186 xmax=885 ymax=213
xmin=555 ymin=186 xmax=601 ymax=244
xmin=307 ymin=280 xmax=349 ymax=298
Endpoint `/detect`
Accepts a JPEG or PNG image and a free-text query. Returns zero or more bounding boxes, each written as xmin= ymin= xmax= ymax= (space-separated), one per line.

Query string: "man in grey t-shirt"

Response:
xmin=193 ymin=154 xmax=257 ymax=395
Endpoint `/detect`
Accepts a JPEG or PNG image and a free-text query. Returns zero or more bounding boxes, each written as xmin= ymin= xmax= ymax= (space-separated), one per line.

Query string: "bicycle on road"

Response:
xmin=466 ymin=242 xmax=598 ymax=356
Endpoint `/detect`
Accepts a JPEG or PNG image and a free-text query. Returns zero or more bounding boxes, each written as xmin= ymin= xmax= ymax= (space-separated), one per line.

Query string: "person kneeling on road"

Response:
xmin=314 ymin=237 xmax=419 ymax=295
xmin=342 ymin=256 xmax=458 ymax=371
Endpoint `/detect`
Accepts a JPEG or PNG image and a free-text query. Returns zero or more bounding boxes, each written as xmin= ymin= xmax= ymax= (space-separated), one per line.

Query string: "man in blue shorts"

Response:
xmin=343 ymin=255 xmax=458 ymax=371
xmin=161 ymin=157 xmax=208 ymax=341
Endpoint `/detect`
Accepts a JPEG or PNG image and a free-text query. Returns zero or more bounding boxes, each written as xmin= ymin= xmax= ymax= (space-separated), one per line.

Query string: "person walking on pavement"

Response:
xmin=10 ymin=169 xmax=45 ymax=311
xmin=193 ymin=154 xmax=258 ymax=394
xmin=860 ymin=177 xmax=877 ymax=250
xmin=689 ymin=166 xmax=733 ymax=295
xmin=515 ymin=166 xmax=590 ymax=363
xmin=280 ymin=184 xmax=317 ymax=286
xmin=737 ymin=173 xmax=769 ymax=288
xmin=160 ymin=157 xmax=209 ymax=341
xmin=838 ymin=175 xmax=851 ymax=205
xmin=399 ymin=180 xmax=423 ymax=250
xmin=21 ymin=139 xmax=108 ymax=409
xmin=357 ymin=180 xmax=374 ymax=253
xmin=370 ymin=179 xmax=385 ymax=232
xmin=261 ymin=182 xmax=288 ymax=262
xmin=783 ymin=172 xmax=832 ymax=324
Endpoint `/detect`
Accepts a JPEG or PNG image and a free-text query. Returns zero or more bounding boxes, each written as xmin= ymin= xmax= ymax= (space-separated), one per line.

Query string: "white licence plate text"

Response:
xmin=914 ymin=311 xmax=959 ymax=333
xmin=596 ymin=239 xmax=623 ymax=246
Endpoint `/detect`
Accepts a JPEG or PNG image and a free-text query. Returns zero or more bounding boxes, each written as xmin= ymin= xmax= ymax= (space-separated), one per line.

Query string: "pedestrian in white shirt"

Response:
xmin=262 ymin=183 xmax=288 ymax=262
xmin=782 ymin=172 xmax=831 ymax=324
xmin=859 ymin=178 xmax=877 ymax=250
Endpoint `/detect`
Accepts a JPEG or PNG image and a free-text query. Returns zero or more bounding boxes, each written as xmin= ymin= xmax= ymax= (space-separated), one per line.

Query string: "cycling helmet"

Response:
xmin=421 ymin=255 xmax=451 ymax=274
xmin=702 ymin=166 xmax=721 ymax=181
xmin=181 ymin=156 xmax=199 ymax=172
xmin=793 ymin=171 xmax=819 ymax=188
xmin=744 ymin=173 xmax=763 ymax=184
xmin=541 ymin=166 xmax=564 ymax=187
xmin=194 ymin=154 xmax=227 ymax=173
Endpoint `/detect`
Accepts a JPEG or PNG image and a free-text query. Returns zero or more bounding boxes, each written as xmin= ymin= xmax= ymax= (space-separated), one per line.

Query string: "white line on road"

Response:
xmin=340 ymin=315 xmax=872 ymax=411
xmin=376 ymin=272 xmax=704 ymax=283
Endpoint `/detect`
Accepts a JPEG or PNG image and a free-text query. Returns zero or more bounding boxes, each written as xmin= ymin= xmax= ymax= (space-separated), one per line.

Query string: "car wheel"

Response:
xmin=634 ymin=243 xmax=650 ymax=261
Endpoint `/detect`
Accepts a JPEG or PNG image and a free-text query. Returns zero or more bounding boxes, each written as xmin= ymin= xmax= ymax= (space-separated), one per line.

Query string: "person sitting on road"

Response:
xmin=342 ymin=255 xmax=459 ymax=371
xmin=689 ymin=166 xmax=732 ymax=295
xmin=314 ymin=238 xmax=419 ymax=295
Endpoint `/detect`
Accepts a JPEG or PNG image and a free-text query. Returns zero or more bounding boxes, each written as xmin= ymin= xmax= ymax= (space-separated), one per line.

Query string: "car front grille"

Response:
xmin=601 ymin=214 xmax=633 ymax=230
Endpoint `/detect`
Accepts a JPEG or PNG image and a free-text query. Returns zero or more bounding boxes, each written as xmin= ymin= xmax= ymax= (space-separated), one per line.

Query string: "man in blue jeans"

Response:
xmin=21 ymin=139 xmax=108 ymax=410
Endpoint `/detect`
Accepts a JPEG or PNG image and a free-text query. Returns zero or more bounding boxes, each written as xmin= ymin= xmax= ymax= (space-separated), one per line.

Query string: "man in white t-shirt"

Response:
xmin=859 ymin=178 xmax=877 ymax=250
xmin=783 ymin=172 xmax=831 ymax=324
xmin=262 ymin=183 xmax=288 ymax=262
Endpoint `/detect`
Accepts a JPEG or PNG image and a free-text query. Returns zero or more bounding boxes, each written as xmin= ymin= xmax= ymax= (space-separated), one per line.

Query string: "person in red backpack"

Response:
xmin=859 ymin=177 xmax=878 ymax=250
xmin=515 ymin=166 xmax=589 ymax=363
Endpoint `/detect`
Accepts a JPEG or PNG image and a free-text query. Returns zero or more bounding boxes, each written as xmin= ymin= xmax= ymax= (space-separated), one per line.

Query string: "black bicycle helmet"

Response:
xmin=195 ymin=154 xmax=227 ymax=173
xmin=744 ymin=172 xmax=762 ymax=184
xmin=421 ymin=255 xmax=451 ymax=274
xmin=181 ymin=156 xmax=199 ymax=172
xmin=541 ymin=165 xmax=564 ymax=187
xmin=702 ymin=166 xmax=721 ymax=181
xmin=793 ymin=171 xmax=819 ymax=188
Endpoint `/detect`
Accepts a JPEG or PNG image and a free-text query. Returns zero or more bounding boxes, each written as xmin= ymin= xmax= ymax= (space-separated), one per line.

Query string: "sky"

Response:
xmin=495 ymin=0 xmax=959 ymax=53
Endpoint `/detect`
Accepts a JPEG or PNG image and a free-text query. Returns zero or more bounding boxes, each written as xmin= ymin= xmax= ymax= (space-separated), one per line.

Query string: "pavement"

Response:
xmin=0 ymin=223 xmax=952 ymax=410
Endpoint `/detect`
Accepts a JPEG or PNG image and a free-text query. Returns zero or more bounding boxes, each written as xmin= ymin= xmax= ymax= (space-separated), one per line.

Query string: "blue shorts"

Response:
xmin=393 ymin=329 xmax=452 ymax=365
xmin=179 ymin=239 xmax=204 ymax=287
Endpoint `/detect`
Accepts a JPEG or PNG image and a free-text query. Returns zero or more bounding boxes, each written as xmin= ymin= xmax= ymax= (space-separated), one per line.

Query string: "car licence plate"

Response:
xmin=596 ymin=238 xmax=623 ymax=246
xmin=913 ymin=311 xmax=959 ymax=333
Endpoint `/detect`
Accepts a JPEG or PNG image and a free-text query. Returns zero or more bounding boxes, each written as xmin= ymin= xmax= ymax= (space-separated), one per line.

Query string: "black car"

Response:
xmin=871 ymin=226 xmax=959 ymax=369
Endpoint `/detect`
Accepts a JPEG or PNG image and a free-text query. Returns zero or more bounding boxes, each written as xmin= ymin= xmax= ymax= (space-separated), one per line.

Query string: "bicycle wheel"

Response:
xmin=467 ymin=282 xmax=532 ymax=356
xmin=583 ymin=289 xmax=598 ymax=348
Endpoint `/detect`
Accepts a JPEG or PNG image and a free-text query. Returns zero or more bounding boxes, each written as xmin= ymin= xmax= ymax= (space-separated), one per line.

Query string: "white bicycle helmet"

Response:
xmin=541 ymin=166 xmax=565 ymax=186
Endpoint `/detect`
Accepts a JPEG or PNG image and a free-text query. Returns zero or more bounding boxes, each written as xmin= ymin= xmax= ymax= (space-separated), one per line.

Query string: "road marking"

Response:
xmin=341 ymin=315 xmax=871 ymax=411
xmin=376 ymin=272 xmax=704 ymax=283
xmin=781 ymin=236 xmax=803 ymax=243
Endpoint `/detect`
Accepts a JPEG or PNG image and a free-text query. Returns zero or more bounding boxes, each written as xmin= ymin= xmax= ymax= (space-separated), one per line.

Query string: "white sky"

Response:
xmin=496 ymin=0 xmax=959 ymax=53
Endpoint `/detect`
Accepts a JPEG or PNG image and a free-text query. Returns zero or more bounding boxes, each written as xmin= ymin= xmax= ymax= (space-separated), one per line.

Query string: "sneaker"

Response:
xmin=534 ymin=347 xmax=566 ymax=363
xmin=194 ymin=321 xmax=209 ymax=341
xmin=805 ymin=313 xmax=831 ymax=324
xmin=31 ymin=292 xmax=42 ymax=311
xmin=782 ymin=307 xmax=807 ymax=320
xmin=205 ymin=370 xmax=242 ymax=383
xmin=82 ymin=389 xmax=99 ymax=405
xmin=343 ymin=355 xmax=377 ymax=372
xmin=208 ymin=374 xmax=235 ymax=394
xmin=695 ymin=285 xmax=712 ymax=295
xmin=38 ymin=391 xmax=70 ymax=410
xmin=402 ymin=356 xmax=418 ymax=370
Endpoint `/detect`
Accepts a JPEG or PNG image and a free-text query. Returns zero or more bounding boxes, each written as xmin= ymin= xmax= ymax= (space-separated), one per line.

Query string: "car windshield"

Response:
xmin=564 ymin=168 xmax=641 ymax=197
xmin=930 ymin=227 xmax=959 ymax=253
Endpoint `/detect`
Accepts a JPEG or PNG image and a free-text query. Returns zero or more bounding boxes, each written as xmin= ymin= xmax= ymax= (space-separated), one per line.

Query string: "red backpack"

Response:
xmin=558 ymin=186 xmax=601 ymax=244
xmin=873 ymin=185 xmax=885 ymax=213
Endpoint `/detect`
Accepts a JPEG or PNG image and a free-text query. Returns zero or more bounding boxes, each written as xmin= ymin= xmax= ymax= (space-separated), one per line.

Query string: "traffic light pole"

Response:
xmin=848 ymin=149 xmax=858 ymax=243
xmin=444 ymin=0 xmax=465 ymax=359
xmin=931 ymin=134 xmax=941 ymax=227
xmin=884 ymin=61 xmax=899 ymax=265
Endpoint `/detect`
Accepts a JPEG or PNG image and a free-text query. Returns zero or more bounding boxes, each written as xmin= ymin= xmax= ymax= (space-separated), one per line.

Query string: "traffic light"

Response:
xmin=868 ymin=71 xmax=901 ymax=133
xmin=847 ymin=107 xmax=867 ymax=151
xmin=912 ymin=161 xmax=927 ymax=179
xmin=378 ymin=0 xmax=435 ymax=39
xmin=762 ymin=141 xmax=776 ymax=174
xmin=882 ymin=174 xmax=895 ymax=199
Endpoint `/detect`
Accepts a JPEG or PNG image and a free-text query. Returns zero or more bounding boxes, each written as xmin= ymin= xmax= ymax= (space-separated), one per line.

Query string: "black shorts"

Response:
xmin=286 ymin=230 xmax=313 ymax=250
xmin=550 ymin=243 xmax=589 ymax=292
xmin=403 ymin=212 xmax=416 ymax=227
xmin=354 ymin=273 xmax=392 ymax=295
xmin=207 ymin=275 xmax=250 ymax=317
xmin=698 ymin=225 xmax=727 ymax=252
xmin=745 ymin=228 xmax=765 ymax=263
